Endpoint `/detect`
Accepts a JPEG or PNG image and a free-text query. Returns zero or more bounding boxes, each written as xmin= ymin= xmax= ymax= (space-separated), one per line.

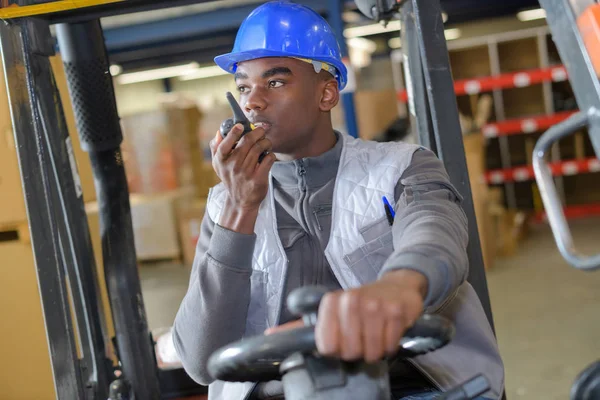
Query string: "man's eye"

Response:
xmin=237 ymin=86 xmax=248 ymax=93
xmin=269 ymin=81 xmax=284 ymax=88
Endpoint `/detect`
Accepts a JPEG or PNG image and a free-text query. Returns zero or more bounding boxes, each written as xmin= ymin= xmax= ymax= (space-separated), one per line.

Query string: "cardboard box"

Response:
xmin=178 ymin=199 xmax=207 ymax=266
xmin=463 ymin=133 xmax=496 ymax=269
xmin=120 ymin=101 xmax=204 ymax=196
xmin=128 ymin=189 xmax=194 ymax=261
xmin=0 ymin=205 xmax=108 ymax=399
xmin=0 ymin=240 xmax=56 ymax=400
xmin=0 ymin=56 xmax=97 ymax=228
xmin=197 ymin=161 xmax=220 ymax=199
xmin=131 ymin=193 xmax=180 ymax=261
xmin=354 ymin=89 xmax=400 ymax=141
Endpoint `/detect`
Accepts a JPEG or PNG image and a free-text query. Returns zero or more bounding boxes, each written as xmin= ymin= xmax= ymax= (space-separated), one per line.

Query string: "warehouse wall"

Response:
xmin=113 ymin=74 xmax=238 ymax=117
xmin=113 ymin=79 xmax=164 ymax=116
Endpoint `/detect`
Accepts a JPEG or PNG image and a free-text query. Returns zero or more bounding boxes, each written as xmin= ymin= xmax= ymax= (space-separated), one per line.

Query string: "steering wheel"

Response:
xmin=207 ymin=286 xmax=455 ymax=383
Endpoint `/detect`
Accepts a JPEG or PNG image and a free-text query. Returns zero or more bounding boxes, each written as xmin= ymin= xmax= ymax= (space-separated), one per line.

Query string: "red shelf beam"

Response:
xmin=398 ymin=65 xmax=569 ymax=103
xmin=482 ymin=111 xmax=578 ymax=138
xmin=533 ymin=203 xmax=600 ymax=223
xmin=485 ymin=157 xmax=600 ymax=184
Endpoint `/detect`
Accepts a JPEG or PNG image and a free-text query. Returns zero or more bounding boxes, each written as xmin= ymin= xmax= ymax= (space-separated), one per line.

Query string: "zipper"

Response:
xmin=274 ymin=259 xmax=290 ymax=326
xmin=297 ymin=160 xmax=307 ymax=191
xmin=296 ymin=160 xmax=309 ymax=231
xmin=243 ymin=207 xmax=290 ymax=400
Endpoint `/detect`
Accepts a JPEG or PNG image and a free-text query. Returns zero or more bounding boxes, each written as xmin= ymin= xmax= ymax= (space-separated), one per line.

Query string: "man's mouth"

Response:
xmin=252 ymin=121 xmax=272 ymax=132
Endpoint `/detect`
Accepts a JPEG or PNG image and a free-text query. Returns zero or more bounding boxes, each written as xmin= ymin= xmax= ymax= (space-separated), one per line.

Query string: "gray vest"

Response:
xmin=206 ymin=133 xmax=504 ymax=399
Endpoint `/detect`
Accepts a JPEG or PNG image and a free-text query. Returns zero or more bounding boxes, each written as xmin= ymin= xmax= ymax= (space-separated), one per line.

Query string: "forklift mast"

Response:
xmin=0 ymin=0 xmax=598 ymax=399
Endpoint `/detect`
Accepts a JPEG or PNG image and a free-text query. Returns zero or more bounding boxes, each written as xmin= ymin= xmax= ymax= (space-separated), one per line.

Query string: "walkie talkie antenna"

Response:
xmin=226 ymin=92 xmax=250 ymax=127
xmin=219 ymin=92 xmax=255 ymax=138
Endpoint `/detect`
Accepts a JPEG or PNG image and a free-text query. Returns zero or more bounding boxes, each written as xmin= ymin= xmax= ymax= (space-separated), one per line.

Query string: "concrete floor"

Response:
xmin=487 ymin=217 xmax=600 ymax=399
xmin=140 ymin=217 xmax=600 ymax=399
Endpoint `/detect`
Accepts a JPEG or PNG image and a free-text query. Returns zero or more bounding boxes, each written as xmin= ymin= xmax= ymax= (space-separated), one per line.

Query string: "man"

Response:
xmin=173 ymin=2 xmax=504 ymax=399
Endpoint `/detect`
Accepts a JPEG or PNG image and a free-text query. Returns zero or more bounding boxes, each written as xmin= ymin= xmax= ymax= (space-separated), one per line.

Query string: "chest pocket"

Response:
xmin=343 ymin=216 xmax=394 ymax=284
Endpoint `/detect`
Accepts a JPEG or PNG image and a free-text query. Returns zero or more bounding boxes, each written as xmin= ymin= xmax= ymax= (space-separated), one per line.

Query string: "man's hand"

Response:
xmin=315 ymin=270 xmax=427 ymax=364
xmin=264 ymin=319 xmax=305 ymax=335
xmin=210 ymin=124 xmax=277 ymax=234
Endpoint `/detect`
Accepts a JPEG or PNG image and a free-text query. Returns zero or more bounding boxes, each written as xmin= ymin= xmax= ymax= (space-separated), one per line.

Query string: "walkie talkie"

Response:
xmin=219 ymin=91 xmax=255 ymax=138
xmin=219 ymin=92 xmax=268 ymax=163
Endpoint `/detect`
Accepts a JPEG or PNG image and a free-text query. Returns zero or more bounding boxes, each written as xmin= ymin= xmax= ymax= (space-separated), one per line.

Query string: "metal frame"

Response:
xmin=399 ymin=0 xmax=495 ymax=330
xmin=391 ymin=25 xmax=570 ymax=213
xmin=327 ymin=0 xmax=360 ymax=139
xmin=400 ymin=0 xmax=436 ymax=152
xmin=0 ymin=0 xmax=500 ymax=398
xmin=533 ymin=0 xmax=600 ymax=271
xmin=0 ymin=18 xmax=111 ymax=400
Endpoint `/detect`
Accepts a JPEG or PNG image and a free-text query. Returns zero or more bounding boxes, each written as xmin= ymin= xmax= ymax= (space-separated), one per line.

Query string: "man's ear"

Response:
xmin=319 ymin=79 xmax=340 ymax=112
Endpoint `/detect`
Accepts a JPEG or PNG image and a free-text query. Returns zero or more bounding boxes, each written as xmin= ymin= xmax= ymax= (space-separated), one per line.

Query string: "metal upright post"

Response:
xmin=56 ymin=20 xmax=162 ymax=400
xmin=531 ymin=0 xmax=600 ymax=271
xmin=0 ymin=18 xmax=111 ymax=399
xmin=327 ymin=0 xmax=360 ymax=138
xmin=407 ymin=0 xmax=495 ymax=330
xmin=399 ymin=0 xmax=437 ymax=153
xmin=488 ymin=41 xmax=518 ymax=210
xmin=539 ymin=0 xmax=600 ymax=155
xmin=537 ymin=32 xmax=566 ymax=205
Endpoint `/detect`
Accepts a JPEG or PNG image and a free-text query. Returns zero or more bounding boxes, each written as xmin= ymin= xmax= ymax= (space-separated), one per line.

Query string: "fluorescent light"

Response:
xmin=178 ymin=65 xmax=230 ymax=81
xmin=388 ymin=37 xmax=401 ymax=49
xmin=109 ymin=64 xmax=122 ymax=76
xmin=347 ymin=37 xmax=377 ymax=53
xmin=117 ymin=62 xmax=199 ymax=85
xmin=517 ymin=8 xmax=546 ymax=21
xmin=444 ymin=28 xmax=461 ymax=41
xmin=442 ymin=12 xmax=448 ymax=23
xmin=388 ymin=28 xmax=460 ymax=49
xmin=344 ymin=20 xmax=401 ymax=38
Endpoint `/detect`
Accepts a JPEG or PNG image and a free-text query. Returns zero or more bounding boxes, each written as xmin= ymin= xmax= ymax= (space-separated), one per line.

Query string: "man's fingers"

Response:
xmin=244 ymin=138 xmax=273 ymax=171
xmin=234 ymin=127 xmax=266 ymax=156
xmin=209 ymin=131 xmax=219 ymax=158
xmin=216 ymin=123 xmax=244 ymax=159
xmin=316 ymin=292 xmax=341 ymax=356
xmin=254 ymin=152 xmax=277 ymax=178
xmin=339 ymin=291 xmax=363 ymax=361
xmin=384 ymin=318 xmax=405 ymax=355
xmin=361 ymin=298 xmax=385 ymax=363
xmin=264 ymin=319 xmax=304 ymax=335
xmin=383 ymin=303 xmax=408 ymax=355
xmin=215 ymin=130 xmax=223 ymax=146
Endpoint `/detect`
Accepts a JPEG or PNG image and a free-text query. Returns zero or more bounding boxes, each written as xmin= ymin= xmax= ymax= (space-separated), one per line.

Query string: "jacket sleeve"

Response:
xmin=379 ymin=148 xmax=470 ymax=310
xmin=172 ymin=210 xmax=256 ymax=385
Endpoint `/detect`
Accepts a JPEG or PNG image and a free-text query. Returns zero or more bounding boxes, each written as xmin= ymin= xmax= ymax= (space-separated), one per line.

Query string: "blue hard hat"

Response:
xmin=214 ymin=1 xmax=348 ymax=90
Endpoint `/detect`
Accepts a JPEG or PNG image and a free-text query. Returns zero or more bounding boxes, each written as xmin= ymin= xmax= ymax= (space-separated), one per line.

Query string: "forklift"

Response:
xmin=0 ymin=0 xmax=598 ymax=399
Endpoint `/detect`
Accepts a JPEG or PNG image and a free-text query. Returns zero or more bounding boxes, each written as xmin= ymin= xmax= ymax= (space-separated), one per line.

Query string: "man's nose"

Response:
xmin=244 ymin=88 xmax=267 ymax=112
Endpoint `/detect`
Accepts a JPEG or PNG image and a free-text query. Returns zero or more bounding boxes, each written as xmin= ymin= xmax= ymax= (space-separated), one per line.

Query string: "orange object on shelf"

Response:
xmin=578 ymin=3 xmax=600 ymax=77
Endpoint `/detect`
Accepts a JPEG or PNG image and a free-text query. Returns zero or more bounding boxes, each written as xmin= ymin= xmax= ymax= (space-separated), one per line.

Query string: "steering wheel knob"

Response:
xmin=286 ymin=285 xmax=329 ymax=326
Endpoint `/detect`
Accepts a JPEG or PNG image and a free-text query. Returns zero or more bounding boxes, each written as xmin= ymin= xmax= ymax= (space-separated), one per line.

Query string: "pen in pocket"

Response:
xmin=382 ymin=196 xmax=395 ymax=226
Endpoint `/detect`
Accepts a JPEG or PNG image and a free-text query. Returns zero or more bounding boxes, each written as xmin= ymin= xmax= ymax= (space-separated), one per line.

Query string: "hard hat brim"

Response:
xmin=214 ymin=48 xmax=348 ymax=90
